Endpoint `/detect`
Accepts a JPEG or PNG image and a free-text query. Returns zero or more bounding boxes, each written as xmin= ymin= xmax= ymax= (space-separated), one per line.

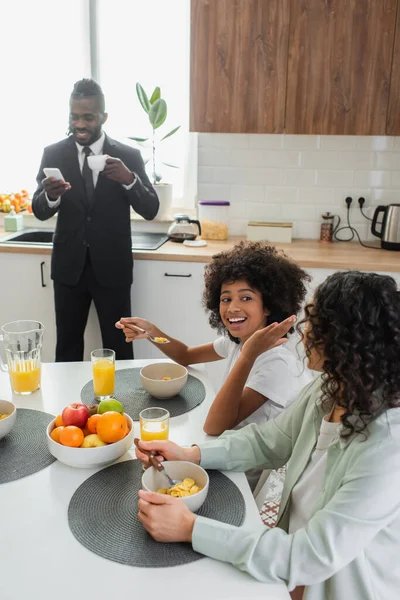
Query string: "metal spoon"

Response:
xmin=129 ymin=325 xmax=170 ymax=344
xmin=134 ymin=438 xmax=181 ymax=486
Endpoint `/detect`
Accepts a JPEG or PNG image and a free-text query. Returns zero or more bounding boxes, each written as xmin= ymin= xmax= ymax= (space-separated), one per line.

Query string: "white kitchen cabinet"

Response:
xmin=0 ymin=252 xmax=101 ymax=362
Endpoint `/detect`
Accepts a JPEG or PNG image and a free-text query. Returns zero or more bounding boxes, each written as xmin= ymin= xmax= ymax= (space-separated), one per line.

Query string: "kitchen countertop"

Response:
xmin=0 ymin=225 xmax=399 ymax=272
xmin=0 ymin=359 xmax=290 ymax=600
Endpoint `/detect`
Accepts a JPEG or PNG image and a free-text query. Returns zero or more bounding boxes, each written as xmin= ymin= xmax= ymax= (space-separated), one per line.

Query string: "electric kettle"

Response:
xmin=371 ymin=204 xmax=400 ymax=251
xmin=167 ymin=214 xmax=202 ymax=242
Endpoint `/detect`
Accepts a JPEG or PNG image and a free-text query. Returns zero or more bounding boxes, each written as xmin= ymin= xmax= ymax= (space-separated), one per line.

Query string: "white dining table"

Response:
xmin=0 ymin=359 xmax=290 ymax=600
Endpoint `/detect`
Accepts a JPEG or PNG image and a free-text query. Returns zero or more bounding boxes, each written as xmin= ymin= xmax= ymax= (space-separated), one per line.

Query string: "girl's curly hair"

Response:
xmin=300 ymin=270 xmax=400 ymax=437
xmin=203 ymin=241 xmax=310 ymax=342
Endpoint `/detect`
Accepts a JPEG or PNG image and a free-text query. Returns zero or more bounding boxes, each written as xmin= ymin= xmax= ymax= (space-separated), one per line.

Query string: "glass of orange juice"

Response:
xmin=0 ymin=320 xmax=44 ymax=395
xmin=139 ymin=407 xmax=170 ymax=441
xmin=91 ymin=349 xmax=115 ymax=400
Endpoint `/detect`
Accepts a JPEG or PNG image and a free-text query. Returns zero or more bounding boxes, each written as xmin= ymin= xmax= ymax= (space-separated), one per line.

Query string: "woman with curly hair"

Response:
xmin=135 ymin=271 xmax=400 ymax=600
xmin=116 ymin=242 xmax=312 ymax=484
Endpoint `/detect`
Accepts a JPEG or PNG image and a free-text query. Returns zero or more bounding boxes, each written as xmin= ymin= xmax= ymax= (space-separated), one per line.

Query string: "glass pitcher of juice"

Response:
xmin=139 ymin=407 xmax=170 ymax=441
xmin=0 ymin=320 xmax=45 ymax=394
xmin=91 ymin=348 xmax=115 ymax=400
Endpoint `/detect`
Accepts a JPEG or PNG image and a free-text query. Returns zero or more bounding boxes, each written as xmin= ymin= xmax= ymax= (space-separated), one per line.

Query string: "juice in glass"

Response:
xmin=9 ymin=361 xmax=41 ymax=394
xmin=91 ymin=349 xmax=115 ymax=399
xmin=139 ymin=407 xmax=170 ymax=442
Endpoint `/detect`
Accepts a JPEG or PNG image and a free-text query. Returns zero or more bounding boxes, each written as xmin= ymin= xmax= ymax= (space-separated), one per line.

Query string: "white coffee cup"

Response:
xmin=87 ymin=154 xmax=108 ymax=171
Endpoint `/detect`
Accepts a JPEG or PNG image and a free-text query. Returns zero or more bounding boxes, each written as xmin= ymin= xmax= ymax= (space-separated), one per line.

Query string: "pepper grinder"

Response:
xmin=320 ymin=212 xmax=338 ymax=243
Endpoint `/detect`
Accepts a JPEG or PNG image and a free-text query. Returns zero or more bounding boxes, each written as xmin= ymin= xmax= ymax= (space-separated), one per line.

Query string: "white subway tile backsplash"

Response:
xmin=302 ymin=151 xmax=338 ymax=169
xmin=197 ymin=183 xmax=231 ymax=202
xmin=283 ymin=169 xmax=317 ymax=187
xmin=319 ymin=136 xmax=358 ymax=150
xmin=198 ymin=148 xmax=232 ymax=166
xmin=213 ymin=167 xmax=282 ymax=185
xmin=249 ymin=135 xmax=283 ymax=149
xmin=265 ymin=187 xmax=298 ymax=204
xmin=197 ymin=133 xmax=400 ymax=240
xmin=376 ymin=153 xmax=400 ymax=170
xmin=199 ymin=133 xmax=249 ymax=148
xmin=317 ymin=170 xmax=354 ymax=187
xmin=282 ymin=135 xmax=319 ymax=150
xmin=230 ymin=185 xmax=265 ymax=203
xmin=247 ymin=203 xmax=282 ymax=221
xmin=354 ymin=170 xmax=391 ymax=188
xmin=337 ymin=152 xmax=375 ymax=170
xmin=299 ymin=188 xmax=336 ymax=205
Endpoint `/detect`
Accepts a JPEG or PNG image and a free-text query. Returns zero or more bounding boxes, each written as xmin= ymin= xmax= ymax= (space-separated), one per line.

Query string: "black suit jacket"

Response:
xmin=32 ymin=135 xmax=159 ymax=288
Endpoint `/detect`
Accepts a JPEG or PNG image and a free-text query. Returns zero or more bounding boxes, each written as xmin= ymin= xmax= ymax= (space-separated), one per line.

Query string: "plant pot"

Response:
xmin=154 ymin=183 xmax=173 ymax=219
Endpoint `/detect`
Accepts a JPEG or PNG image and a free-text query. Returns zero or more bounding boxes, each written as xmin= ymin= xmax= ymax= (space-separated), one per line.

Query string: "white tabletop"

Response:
xmin=0 ymin=359 xmax=289 ymax=600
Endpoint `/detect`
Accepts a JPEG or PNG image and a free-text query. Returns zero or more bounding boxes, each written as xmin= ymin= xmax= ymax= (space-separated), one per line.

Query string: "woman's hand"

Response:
xmin=241 ymin=315 xmax=296 ymax=362
xmin=138 ymin=490 xmax=197 ymax=543
xmin=135 ymin=439 xmax=200 ymax=468
xmin=115 ymin=317 xmax=161 ymax=343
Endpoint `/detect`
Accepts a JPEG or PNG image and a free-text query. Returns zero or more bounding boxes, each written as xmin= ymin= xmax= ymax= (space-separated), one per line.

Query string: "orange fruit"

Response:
xmin=55 ymin=414 xmax=64 ymax=427
xmin=50 ymin=426 xmax=64 ymax=443
xmin=59 ymin=425 xmax=84 ymax=448
xmin=56 ymin=414 xmax=65 ymax=427
xmin=87 ymin=414 xmax=102 ymax=434
xmin=97 ymin=412 xmax=128 ymax=444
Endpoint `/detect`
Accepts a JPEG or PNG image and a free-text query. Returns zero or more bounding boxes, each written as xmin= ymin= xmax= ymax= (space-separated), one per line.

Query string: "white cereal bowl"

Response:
xmin=0 ymin=399 xmax=17 ymax=440
xmin=46 ymin=414 xmax=134 ymax=468
xmin=140 ymin=362 xmax=188 ymax=399
xmin=141 ymin=461 xmax=209 ymax=512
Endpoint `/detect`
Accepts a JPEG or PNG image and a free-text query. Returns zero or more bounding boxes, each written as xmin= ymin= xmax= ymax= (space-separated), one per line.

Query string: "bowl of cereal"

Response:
xmin=140 ymin=362 xmax=188 ymax=399
xmin=142 ymin=460 xmax=209 ymax=512
xmin=0 ymin=399 xmax=17 ymax=440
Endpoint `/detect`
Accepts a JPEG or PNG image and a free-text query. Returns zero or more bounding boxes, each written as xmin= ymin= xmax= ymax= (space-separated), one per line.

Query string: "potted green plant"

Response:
xmin=129 ymin=83 xmax=180 ymax=218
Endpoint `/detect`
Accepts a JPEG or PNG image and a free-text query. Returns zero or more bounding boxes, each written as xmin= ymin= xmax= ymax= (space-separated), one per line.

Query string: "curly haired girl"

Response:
xmin=136 ymin=270 xmax=400 ymax=600
xmin=117 ymin=241 xmax=312 ymax=486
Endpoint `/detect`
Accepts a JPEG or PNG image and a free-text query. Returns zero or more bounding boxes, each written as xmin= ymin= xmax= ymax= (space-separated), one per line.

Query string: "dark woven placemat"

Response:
xmin=80 ymin=368 xmax=206 ymax=420
xmin=68 ymin=459 xmax=245 ymax=567
xmin=0 ymin=408 xmax=56 ymax=484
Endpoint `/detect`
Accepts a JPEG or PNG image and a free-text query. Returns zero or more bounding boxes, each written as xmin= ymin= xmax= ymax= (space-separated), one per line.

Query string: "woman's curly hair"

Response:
xmin=300 ymin=270 xmax=400 ymax=437
xmin=203 ymin=241 xmax=310 ymax=342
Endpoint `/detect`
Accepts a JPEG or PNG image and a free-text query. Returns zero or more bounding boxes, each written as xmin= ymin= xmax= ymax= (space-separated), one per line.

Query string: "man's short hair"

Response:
xmin=70 ymin=79 xmax=105 ymax=112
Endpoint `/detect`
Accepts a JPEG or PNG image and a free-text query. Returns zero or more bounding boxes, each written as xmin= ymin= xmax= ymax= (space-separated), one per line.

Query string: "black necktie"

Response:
xmin=82 ymin=146 xmax=94 ymax=204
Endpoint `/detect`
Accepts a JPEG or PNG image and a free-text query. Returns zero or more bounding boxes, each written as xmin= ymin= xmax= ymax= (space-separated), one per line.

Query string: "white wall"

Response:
xmin=197 ymin=134 xmax=400 ymax=241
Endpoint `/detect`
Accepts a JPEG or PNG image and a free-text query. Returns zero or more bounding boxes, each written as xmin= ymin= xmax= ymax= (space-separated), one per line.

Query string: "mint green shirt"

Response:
xmin=193 ymin=376 xmax=400 ymax=600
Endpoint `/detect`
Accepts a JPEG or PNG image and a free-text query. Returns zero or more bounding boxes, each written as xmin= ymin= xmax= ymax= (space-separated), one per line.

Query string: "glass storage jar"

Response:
xmin=198 ymin=201 xmax=230 ymax=240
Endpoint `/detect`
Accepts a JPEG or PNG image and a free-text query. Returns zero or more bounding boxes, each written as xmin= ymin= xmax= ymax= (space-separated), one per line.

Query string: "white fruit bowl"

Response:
xmin=46 ymin=414 xmax=135 ymax=468
xmin=0 ymin=399 xmax=17 ymax=440
xmin=140 ymin=362 xmax=188 ymax=399
xmin=141 ymin=461 xmax=209 ymax=512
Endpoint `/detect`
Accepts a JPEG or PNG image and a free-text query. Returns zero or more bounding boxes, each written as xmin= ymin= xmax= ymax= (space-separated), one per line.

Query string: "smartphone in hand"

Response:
xmin=43 ymin=168 xmax=65 ymax=181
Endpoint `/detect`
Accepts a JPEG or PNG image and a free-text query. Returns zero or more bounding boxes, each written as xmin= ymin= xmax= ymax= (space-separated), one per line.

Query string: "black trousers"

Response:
xmin=53 ymin=253 xmax=133 ymax=362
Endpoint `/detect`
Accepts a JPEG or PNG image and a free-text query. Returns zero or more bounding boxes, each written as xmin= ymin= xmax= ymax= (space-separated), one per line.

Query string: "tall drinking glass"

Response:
xmin=139 ymin=407 xmax=170 ymax=441
xmin=0 ymin=320 xmax=45 ymax=394
xmin=91 ymin=349 xmax=115 ymax=400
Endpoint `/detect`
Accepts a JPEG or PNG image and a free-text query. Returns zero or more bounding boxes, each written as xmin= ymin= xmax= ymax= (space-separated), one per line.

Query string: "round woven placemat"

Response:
xmin=80 ymin=368 xmax=206 ymax=420
xmin=0 ymin=408 xmax=56 ymax=484
xmin=68 ymin=459 xmax=245 ymax=567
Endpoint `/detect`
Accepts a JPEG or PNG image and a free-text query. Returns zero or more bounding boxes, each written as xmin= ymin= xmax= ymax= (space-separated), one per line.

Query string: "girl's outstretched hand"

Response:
xmin=241 ymin=315 xmax=296 ymax=362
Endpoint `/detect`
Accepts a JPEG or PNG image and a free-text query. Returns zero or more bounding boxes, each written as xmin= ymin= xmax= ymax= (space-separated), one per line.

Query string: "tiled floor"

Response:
xmin=259 ymin=467 xmax=286 ymax=528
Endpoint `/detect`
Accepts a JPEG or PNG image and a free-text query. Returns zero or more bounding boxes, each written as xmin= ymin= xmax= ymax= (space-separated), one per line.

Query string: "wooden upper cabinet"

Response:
xmin=190 ymin=0 xmax=290 ymax=133
xmin=387 ymin=3 xmax=400 ymax=135
xmin=285 ymin=0 xmax=398 ymax=135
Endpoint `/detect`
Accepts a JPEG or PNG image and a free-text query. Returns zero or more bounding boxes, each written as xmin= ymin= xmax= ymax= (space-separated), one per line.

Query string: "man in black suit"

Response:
xmin=32 ymin=79 xmax=159 ymax=362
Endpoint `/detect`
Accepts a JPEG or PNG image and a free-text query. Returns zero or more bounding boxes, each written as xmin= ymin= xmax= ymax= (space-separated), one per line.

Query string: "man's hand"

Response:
xmin=138 ymin=490 xmax=197 ymax=543
xmin=42 ymin=177 xmax=71 ymax=200
xmin=103 ymin=157 xmax=135 ymax=185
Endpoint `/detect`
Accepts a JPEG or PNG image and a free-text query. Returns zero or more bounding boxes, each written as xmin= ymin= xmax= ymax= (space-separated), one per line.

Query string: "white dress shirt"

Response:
xmin=46 ymin=132 xmax=135 ymax=207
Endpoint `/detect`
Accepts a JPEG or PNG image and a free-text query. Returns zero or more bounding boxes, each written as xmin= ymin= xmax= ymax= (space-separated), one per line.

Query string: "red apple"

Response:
xmin=62 ymin=403 xmax=89 ymax=428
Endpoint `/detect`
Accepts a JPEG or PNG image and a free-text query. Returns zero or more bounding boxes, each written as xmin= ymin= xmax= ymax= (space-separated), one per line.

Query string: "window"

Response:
xmin=0 ymin=0 xmax=90 ymax=193
xmin=95 ymin=0 xmax=195 ymax=206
